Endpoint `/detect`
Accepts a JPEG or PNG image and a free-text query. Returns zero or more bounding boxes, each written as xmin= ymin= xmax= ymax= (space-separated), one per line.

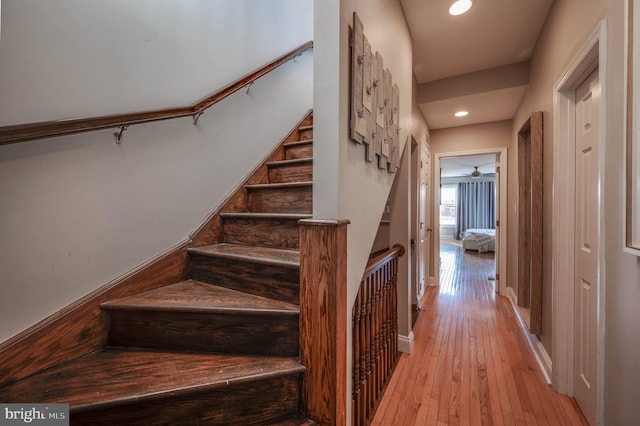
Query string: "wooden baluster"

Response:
xmin=381 ymin=264 xmax=388 ymax=386
xmin=380 ymin=264 xmax=385 ymax=391
xmin=351 ymin=246 xmax=405 ymax=425
xmin=364 ymin=274 xmax=372 ymax=421
xmin=387 ymin=263 xmax=393 ymax=382
xmin=384 ymin=263 xmax=391 ymax=388
xmin=362 ymin=280 xmax=370 ymax=425
xmin=371 ymin=269 xmax=384 ymax=407
xmin=392 ymin=257 xmax=398 ymax=364
xmin=369 ymin=270 xmax=377 ymax=417
xmin=352 ymin=292 xmax=360 ymax=426
xmin=377 ymin=267 xmax=384 ymax=397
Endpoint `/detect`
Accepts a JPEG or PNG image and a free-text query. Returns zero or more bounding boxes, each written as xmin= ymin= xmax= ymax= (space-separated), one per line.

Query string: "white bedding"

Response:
xmin=461 ymin=228 xmax=495 ymax=253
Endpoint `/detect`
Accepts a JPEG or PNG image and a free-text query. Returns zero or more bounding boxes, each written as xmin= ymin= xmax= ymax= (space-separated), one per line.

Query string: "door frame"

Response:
xmin=552 ymin=19 xmax=607 ymax=425
xmin=410 ymin=135 xmax=430 ymax=308
xmin=432 ymin=147 xmax=508 ymax=296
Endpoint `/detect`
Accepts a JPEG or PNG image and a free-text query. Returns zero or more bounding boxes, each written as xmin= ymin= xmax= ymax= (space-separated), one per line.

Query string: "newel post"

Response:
xmin=299 ymin=219 xmax=350 ymax=426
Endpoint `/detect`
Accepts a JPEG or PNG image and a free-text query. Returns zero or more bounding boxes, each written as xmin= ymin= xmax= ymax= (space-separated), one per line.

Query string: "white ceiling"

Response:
xmin=400 ymin=0 xmax=554 ymax=130
xmin=440 ymin=153 xmax=496 ymax=178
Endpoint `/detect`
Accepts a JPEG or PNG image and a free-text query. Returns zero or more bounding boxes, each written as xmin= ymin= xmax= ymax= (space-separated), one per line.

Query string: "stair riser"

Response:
xmin=107 ymin=310 xmax=299 ymax=356
xmin=285 ymin=144 xmax=313 ymax=160
xmin=268 ymin=163 xmax=312 ymax=183
xmin=190 ymin=254 xmax=300 ymax=304
xmin=70 ymin=375 xmax=301 ymax=426
xmin=223 ymin=218 xmax=301 ymax=249
xmin=248 ymin=187 xmax=311 ymax=214
xmin=298 ymin=128 xmax=313 ymax=140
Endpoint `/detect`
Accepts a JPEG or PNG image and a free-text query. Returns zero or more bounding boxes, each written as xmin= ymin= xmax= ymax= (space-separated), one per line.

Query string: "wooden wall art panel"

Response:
xmin=350 ymin=12 xmax=399 ymax=173
xmin=364 ymin=38 xmax=375 ymax=163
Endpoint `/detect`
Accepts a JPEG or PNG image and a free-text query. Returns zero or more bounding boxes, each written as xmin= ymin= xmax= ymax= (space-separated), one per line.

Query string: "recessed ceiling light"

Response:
xmin=455 ymin=111 xmax=469 ymax=117
xmin=449 ymin=0 xmax=472 ymax=16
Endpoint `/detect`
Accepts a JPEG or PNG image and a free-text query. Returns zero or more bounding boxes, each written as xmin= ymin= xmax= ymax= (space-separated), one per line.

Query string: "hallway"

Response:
xmin=371 ymin=240 xmax=588 ymax=425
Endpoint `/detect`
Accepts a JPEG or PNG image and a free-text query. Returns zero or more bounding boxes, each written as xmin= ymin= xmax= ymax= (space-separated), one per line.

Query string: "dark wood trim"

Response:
xmin=530 ymin=111 xmax=543 ymax=335
xmin=0 ymin=244 xmax=189 ymax=387
xmin=517 ymin=120 xmax=531 ymax=309
xmin=517 ymin=112 xmax=543 ymax=335
xmin=0 ymin=41 xmax=313 ymax=146
xmin=299 ymin=219 xmax=350 ymax=426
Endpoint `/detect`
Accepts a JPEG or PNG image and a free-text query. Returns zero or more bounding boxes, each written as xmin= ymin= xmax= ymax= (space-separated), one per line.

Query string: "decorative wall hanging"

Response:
xmin=350 ymin=12 xmax=400 ymax=173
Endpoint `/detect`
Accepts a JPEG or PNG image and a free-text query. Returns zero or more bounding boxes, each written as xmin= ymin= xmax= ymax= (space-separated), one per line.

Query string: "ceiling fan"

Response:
xmin=471 ymin=166 xmax=482 ymax=179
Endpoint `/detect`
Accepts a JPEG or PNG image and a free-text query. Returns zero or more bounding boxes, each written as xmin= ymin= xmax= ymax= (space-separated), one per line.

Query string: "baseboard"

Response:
xmin=506 ymin=290 xmax=552 ymax=384
xmin=505 ymin=286 xmax=517 ymax=305
xmin=398 ymin=332 xmax=414 ymax=354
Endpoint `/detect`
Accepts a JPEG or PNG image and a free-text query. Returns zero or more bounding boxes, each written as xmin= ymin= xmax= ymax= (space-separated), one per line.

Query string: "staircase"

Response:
xmin=0 ymin=114 xmax=315 ymax=425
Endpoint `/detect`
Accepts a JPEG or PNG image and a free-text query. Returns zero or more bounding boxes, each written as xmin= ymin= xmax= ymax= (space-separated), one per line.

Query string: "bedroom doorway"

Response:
xmin=439 ymin=154 xmax=498 ymax=287
xmin=433 ymin=148 xmax=508 ymax=296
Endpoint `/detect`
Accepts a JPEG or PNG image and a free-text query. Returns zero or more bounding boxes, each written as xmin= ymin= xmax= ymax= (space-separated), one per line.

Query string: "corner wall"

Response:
xmin=313 ymin=0 xmax=414 ymax=422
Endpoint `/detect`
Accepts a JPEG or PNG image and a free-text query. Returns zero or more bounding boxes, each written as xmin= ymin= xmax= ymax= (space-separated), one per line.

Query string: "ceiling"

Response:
xmin=440 ymin=153 xmax=496 ymax=178
xmin=400 ymin=0 xmax=554 ymax=130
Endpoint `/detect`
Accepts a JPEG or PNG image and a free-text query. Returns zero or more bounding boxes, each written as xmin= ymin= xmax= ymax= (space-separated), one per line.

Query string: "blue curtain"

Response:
xmin=454 ymin=181 xmax=495 ymax=239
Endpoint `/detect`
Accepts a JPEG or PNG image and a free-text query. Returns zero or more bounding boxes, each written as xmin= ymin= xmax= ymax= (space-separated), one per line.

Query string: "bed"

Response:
xmin=461 ymin=228 xmax=496 ymax=253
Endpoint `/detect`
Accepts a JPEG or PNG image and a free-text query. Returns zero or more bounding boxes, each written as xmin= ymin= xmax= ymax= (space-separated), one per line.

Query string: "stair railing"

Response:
xmin=352 ymin=243 xmax=405 ymax=426
xmin=0 ymin=41 xmax=313 ymax=146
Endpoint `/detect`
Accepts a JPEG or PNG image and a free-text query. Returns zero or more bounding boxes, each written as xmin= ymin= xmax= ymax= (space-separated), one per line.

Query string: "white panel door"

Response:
xmin=418 ymin=143 xmax=431 ymax=301
xmin=494 ymin=154 xmax=500 ymax=292
xmin=574 ymin=67 xmax=600 ymax=426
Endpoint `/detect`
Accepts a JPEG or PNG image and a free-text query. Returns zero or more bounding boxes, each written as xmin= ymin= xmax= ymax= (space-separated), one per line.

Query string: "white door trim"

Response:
xmin=433 ymin=147 xmax=508 ymax=296
xmin=552 ymin=19 xmax=607 ymax=425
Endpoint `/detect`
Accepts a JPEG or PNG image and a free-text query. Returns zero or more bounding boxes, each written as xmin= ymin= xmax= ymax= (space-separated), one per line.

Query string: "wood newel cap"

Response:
xmin=392 ymin=243 xmax=406 ymax=257
xmin=299 ymin=219 xmax=351 ymax=227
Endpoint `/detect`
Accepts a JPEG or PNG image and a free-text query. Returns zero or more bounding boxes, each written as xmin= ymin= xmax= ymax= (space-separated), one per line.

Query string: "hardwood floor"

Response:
xmin=371 ymin=240 xmax=588 ymax=425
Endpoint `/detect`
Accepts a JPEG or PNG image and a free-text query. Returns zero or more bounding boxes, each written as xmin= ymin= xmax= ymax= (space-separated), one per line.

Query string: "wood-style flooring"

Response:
xmin=371 ymin=240 xmax=588 ymax=425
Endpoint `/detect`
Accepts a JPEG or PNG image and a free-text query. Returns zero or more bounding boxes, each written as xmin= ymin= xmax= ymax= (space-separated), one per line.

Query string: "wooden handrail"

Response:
xmin=363 ymin=243 xmax=406 ymax=277
xmin=0 ymin=41 xmax=313 ymax=146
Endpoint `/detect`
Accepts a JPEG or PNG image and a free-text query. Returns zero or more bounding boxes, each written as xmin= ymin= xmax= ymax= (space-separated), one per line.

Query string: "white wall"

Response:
xmin=314 ymin=0 xmax=414 ymax=423
xmin=0 ymin=0 xmax=313 ymax=343
xmin=0 ymin=0 xmax=312 ymax=124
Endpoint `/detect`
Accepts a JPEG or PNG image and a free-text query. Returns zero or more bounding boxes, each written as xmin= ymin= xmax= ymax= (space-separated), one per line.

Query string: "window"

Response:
xmin=440 ymin=185 xmax=456 ymax=226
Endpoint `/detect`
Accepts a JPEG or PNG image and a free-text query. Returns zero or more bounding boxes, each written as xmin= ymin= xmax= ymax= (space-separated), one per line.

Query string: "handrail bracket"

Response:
xmin=114 ymin=126 xmax=128 ymax=144
xmin=192 ymin=110 xmax=205 ymax=125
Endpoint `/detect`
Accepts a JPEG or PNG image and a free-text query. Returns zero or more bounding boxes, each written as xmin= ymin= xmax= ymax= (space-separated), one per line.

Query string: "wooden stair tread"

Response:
xmin=0 ymin=348 xmax=304 ymax=412
xmin=245 ymin=182 xmax=312 ymax=190
xmin=284 ymin=139 xmax=312 ymax=147
xmin=267 ymin=158 xmax=313 ymax=167
xmin=298 ymin=125 xmax=313 ymax=131
xmin=266 ymin=414 xmax=315 ymax=425
xmin=220 ymin=212 xmax=312 ymax=220
xmin=101 ymin=280 xmax=299 ymax=314
xmin=188 ymin=243 xmax=299 ymax=268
